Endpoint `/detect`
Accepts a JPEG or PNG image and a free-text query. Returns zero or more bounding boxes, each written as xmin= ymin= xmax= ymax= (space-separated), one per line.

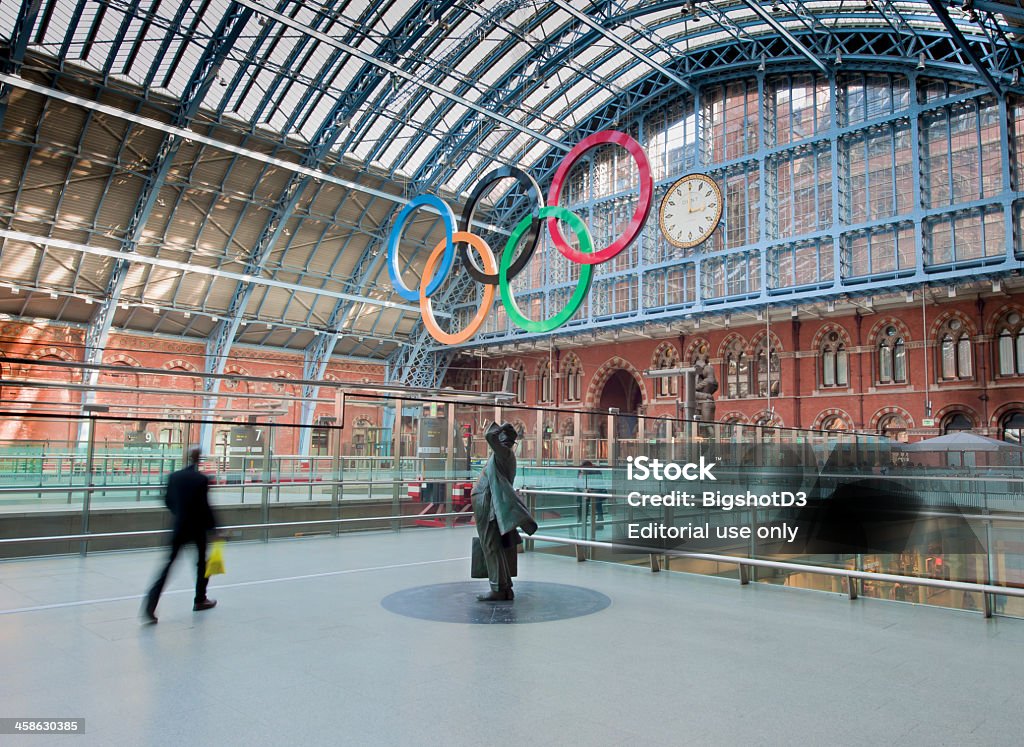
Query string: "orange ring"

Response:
xmin=420 ymin=231 xmax=496 ymax=345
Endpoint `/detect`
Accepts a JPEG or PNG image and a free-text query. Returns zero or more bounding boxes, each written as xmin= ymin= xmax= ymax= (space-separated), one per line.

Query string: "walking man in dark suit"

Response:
xmin=143 ymin=446 xmax=218 ymax=623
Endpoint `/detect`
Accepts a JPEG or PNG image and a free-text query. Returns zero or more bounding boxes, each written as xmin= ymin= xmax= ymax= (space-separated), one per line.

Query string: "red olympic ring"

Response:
xmin=546 ymin=130 xmax=654 ymax=265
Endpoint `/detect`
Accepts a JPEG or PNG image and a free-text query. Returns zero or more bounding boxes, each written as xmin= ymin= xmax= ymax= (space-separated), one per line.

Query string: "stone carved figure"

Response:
xmin=471 ymin=422 xmax=538 ymax=601
xmin=693 ymin=358 xmax=718 ymax=423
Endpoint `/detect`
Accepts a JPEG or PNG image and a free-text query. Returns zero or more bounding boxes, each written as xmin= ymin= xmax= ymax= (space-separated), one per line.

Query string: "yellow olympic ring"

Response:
xmin=420 ymin=231 xmax=496 ymax=345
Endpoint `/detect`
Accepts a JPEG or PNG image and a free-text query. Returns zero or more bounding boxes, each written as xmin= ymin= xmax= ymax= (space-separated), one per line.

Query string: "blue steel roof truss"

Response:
xmin=81 ymin=2 xmax=254 ymax=382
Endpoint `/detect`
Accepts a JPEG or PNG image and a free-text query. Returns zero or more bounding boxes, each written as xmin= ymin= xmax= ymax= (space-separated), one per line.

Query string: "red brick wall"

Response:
xmin=448 ymin=295 xmax=1024 ymax=442
xmin=0 ymin=323 xmax=384 ymax=453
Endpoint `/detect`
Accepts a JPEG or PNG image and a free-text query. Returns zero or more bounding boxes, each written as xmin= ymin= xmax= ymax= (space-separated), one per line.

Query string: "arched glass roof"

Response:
xmin=0 ymin=0 xmax=1023 ymax=362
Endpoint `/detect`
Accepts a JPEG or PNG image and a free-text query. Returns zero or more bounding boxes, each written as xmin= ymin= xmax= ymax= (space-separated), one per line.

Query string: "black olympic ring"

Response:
xmin=457 ymin=165 xmax=543 ymax=286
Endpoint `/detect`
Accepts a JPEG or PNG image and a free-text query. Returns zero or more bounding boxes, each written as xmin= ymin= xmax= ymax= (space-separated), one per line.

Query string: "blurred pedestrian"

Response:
xmin=143 ymin=446 xmax=218 ymax=623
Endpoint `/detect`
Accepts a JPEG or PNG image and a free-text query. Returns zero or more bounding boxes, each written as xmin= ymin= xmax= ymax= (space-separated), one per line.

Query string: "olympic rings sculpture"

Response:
xmin=387 ymin=130 xmax=653 ymax=344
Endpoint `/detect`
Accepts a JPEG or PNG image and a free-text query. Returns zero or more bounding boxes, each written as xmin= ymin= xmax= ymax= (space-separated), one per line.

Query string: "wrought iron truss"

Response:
xmin=1 ymin=0 xmax=1023 ymax=399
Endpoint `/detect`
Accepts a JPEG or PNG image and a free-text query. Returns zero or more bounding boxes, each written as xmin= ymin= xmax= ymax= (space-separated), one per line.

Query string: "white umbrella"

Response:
xmin=901 ymin=432 xmax=1023 ymax=452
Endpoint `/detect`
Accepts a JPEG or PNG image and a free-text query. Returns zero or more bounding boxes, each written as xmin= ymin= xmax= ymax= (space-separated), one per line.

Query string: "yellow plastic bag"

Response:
xmin=205 ymin=540 xmax=226 ymax=578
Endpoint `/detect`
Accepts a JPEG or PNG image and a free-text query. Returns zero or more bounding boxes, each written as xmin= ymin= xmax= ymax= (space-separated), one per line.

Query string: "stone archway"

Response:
xmin=595 ymin=368 xmax=644 ymax=440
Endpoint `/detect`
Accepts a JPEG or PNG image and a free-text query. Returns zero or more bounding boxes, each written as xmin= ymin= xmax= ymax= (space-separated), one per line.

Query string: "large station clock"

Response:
xmin=658 ymin=173 xmax=723 ymax=249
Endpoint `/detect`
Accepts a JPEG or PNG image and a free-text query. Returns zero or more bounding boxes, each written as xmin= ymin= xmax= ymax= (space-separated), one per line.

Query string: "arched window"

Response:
xmin=561 ymin=355 xmax=583 ymax=402
xmin=1002 ymin=411 xmax=1024 ymax=445
xmin=653 ymin=345 xmax=680 ymax=397
xmin=878 ymin=413 xmax=909 ymax=443
xmin=821 ymin=415 xmax=848 ymax=432
xmin=753 ymin=339 xmax=781 ymax=397
xmin=514 ymin=363 xmax=526 ymax=403
xmin=538 ymin=360 xmax=553 ymax=403
xmin=942 ymin=412 xmax=973 ymax=434
xmin=723 ymin=340 xmax=748 ymax=398
xmin=996 ymin=311 xmax=1024 ymax=376
xmin=878 ymin=325 xmax=907 ymax=384
xmin=937 ymin=318 xmax=972 ymax=380
xmin=820 ymin=331 xmax=848 ymax=387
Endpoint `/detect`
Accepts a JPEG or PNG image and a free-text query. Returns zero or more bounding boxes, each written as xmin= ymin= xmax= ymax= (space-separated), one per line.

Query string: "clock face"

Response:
xmin=659 ymin=174 xmax=723 ymax=249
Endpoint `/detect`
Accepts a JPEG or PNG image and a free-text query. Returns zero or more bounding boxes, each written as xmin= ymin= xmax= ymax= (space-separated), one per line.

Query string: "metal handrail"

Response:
xmin=0 ymin=476 xmax=480 ymax=496
xmin=0 ymin=509 xmax=473 ymax=545
xmin=528 ymin=533 xmax=1022 ymax=617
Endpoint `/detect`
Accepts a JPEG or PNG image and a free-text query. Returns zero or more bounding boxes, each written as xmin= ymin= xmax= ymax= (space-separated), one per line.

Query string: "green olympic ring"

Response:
xmin=499 ymin=205 xmax=594 ymax=333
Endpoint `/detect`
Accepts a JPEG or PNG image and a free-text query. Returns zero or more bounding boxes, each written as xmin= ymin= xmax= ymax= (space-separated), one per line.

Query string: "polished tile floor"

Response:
xmin=1 ymin=527 xmax=1021 ymax=746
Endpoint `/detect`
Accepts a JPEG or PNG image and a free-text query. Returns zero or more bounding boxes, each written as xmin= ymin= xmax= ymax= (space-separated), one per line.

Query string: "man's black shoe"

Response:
xmin=141 ymin=607 xmax=158 ymax=625
xmin=193 ymin=598 xmax=217 ymax=612
xmin=476 ymin=590 xmax=513 ymax=602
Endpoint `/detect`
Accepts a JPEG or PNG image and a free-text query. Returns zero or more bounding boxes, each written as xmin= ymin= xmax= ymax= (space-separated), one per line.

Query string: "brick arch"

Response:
xmin=650 ymin=341 xmax=680 ymax=369
xmin=985 ymin=303 xmax=1024 ymax=336
xmin=559 ymin=352 xmax=582 ymax=374
xmin=223 ymin=364 xmax=251 ymax=377
xmin=268 ymin=369 xmax=298 ymax=395
xmin=810 ymin=322 xmax=853 ymax=351
xmin=991 ymin=402 xmax=1024 ymax=429
xmin=868 ymin=405 xmax=916 ymax=431
xmin=27 ymin=346 xmax=75 ymax=361
xmin=718 ymin=410 xmax=748 ymax=424
xmin=933 ymin=404 xmax=981 ymax=430
xmin=749 ymin=329 xmax=785 ymax=353
xmin=751 ymin=409 xmax=784 ymax=427
xmin=812 ymin=408 xmax=854 ymax=431
xmin=104 ymin=353 xmax=142 ymax=367
xmin=866 ymin=316 xmax=912 ymax=343
xmin=162 ymin=359 xmax=198 ymax=372
xmin=929 ymin=309 xmax=977 ymax=339
xmin=584 ymin=356 xmax=647 ymax=410
xmin=717 ymin=332 xmax=749 ymax=359
xmin=684 ymin=336 xmax=712 ymax=363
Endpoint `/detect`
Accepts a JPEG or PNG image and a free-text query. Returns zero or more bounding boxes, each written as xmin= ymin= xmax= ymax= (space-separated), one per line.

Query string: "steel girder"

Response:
xmin=394 ymin=22 xmax=1023 ymax=377
xmin=75 ymin=3 xmax=253 ymax=441
xmin=197 ymin=2 xmax=459 ymax=447
xmin=0 ymin=0 xmax=42 ymax=132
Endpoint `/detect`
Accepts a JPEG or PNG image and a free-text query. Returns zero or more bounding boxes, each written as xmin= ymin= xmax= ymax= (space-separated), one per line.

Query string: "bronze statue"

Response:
xmin=694 ymin=357 xmax=718 ymax=423
xmin=471 ymin=422 xmax=538 ymax=601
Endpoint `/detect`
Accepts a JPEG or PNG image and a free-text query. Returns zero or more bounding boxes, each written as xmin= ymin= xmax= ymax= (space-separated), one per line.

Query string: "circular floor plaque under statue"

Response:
xmin=381 ymin=581 xmax=611 ymax=624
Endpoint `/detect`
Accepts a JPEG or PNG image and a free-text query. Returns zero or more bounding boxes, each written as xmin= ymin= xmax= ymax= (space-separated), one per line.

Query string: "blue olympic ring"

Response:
xmin=387 ymin=194 xmax=456 ymax=302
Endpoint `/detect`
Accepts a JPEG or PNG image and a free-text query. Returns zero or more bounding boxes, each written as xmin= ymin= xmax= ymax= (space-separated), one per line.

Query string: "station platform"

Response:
xmin=1 ymin=527 xmax=1021 ymax=746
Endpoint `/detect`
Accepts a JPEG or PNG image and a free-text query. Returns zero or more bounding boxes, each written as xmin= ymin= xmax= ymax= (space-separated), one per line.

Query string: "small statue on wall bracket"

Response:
xmin=693 ymin=357 xmax=718 ymax=431
xmin=470 ymin=422 xmax=538 ymax=602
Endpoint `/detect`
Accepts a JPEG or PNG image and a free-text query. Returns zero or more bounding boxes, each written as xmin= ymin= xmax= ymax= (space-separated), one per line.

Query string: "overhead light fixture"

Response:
xmin=826 ymin=300 xmax=835 ymax=312
xmin=183 ymin=311 xmax=191 ymax=318
xmin=835 ymin=51 xmax=843 ymax=65
xmin=791 ymin=307 xmax=799 ymax=318
xmin=905 ymin=291 xmax=915 ymax=303
xmin=916 ymin=53 xmax=926 ymax=70
xmin=49 ymin=292 xmax=58 ymax=300
xmin=947 ymin=286 xmax=957 ymax=298
xmin=10 ymin=286 xmax=18 ymax=295
xmin=758 ymin=54 xmax=766 ymax=72
xmin=1013 ymin=69 xmax=1021 ymax=87
xmin=993 ymin=279 xmax=1002 ymax=293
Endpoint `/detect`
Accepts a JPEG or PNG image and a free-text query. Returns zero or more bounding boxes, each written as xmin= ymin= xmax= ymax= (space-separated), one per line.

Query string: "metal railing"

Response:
xmin=527 ymin=533 xmax=1024 ymax=619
